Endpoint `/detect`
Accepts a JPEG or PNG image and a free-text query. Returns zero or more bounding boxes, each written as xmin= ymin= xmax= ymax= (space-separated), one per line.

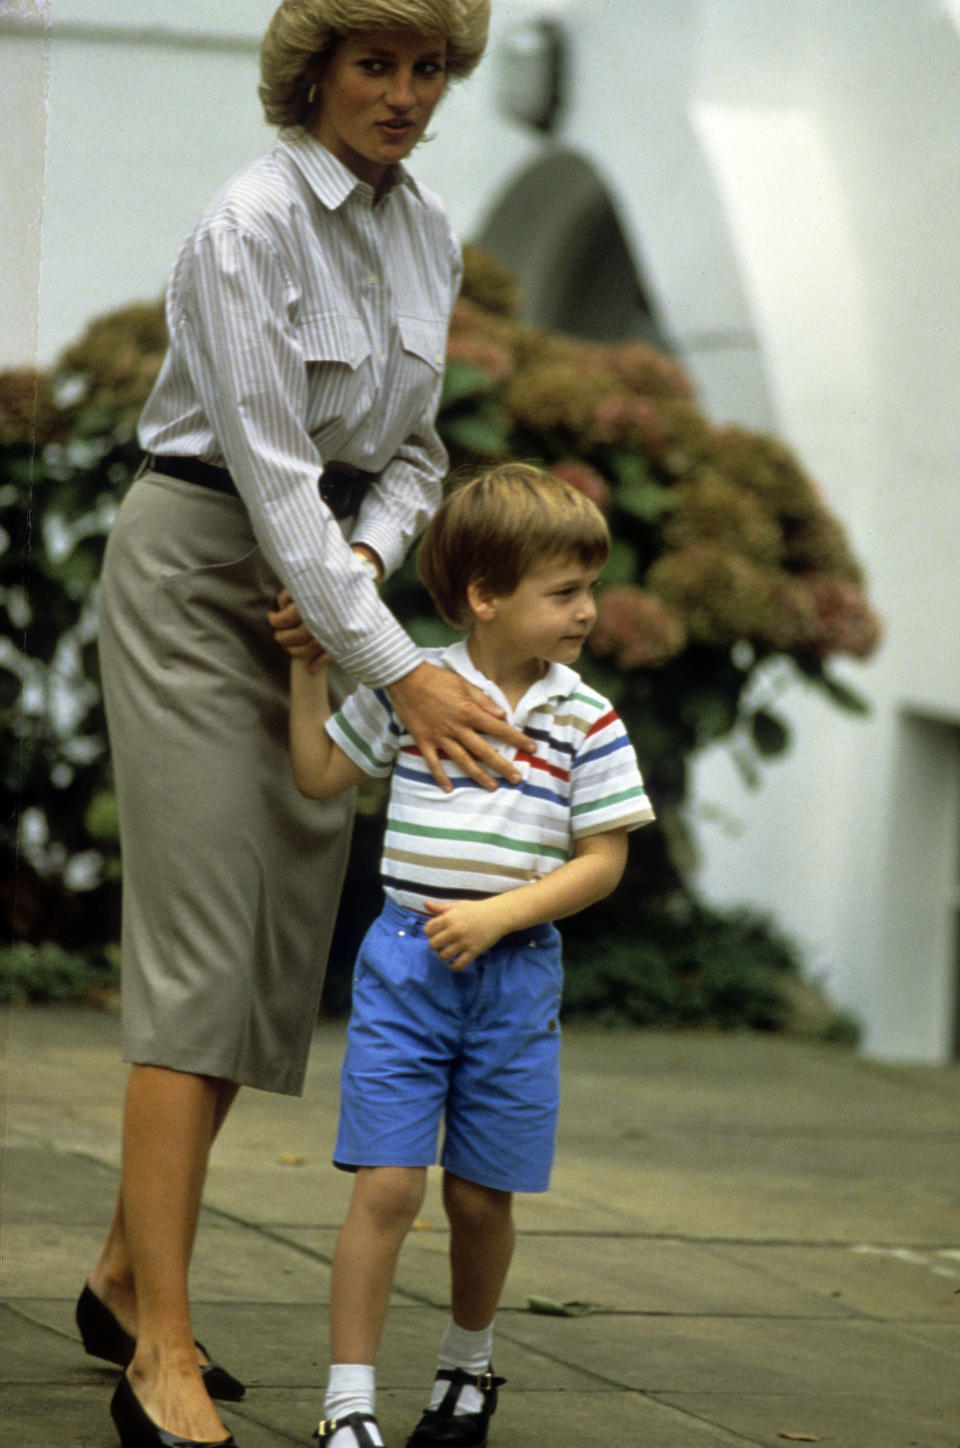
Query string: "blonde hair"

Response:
xmin=259 ymin=0 xmax=490 ymax=127
xmin=418 ymin=463 xmax=610 ymax=629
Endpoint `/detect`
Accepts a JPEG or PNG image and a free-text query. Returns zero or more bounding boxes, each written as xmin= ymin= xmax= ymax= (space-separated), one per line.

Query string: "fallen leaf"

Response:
xmin=412 ymin=1218 xmax=434 ymax=1231
xmin=277 ymin=1152 xmax=306 ymax=1166
xmin=526 ymin=1295 xmax=594 ymax=1317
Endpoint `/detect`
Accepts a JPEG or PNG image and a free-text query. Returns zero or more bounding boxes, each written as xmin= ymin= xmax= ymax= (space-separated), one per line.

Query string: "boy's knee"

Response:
xmin=356 ymin=1165 xmax=426 ymax=1231
xmin=443 ymin=1171 xmax=513 ymax=1230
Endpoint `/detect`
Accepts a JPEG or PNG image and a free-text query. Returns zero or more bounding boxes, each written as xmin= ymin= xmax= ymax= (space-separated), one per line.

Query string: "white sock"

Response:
xmin=429 ymin=1319 xmax=494 ymax=1415
xmin=322 ymin=1364 xmax=382 ymax=1447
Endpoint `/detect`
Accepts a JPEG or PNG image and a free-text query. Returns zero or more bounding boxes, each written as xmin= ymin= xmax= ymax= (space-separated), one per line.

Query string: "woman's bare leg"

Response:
xmin=109 ymin=1065 xmax=237 ymax=1441
xmin=88 ymin=1072 xmax=238 ymax=1349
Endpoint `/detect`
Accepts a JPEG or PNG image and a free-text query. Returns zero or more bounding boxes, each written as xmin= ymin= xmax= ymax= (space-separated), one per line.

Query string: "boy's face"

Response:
xmin=480 ymin=554 xmax=601 ymax=667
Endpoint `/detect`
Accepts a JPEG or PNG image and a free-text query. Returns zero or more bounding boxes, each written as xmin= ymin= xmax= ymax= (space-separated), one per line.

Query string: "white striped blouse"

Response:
xmin=138 ymin=129 xmax=462 ymax=687
xmin=326 ymin=641 xmax=655 ymax=913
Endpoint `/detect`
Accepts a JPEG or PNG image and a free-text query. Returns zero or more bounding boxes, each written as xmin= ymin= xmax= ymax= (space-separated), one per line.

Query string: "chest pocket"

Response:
xmin=297 ymin=311 xmax=373 ymax=436
xmin=396 ymin=314 xmax=447 ymax=419
xmin=397 ymin=315 xmax=446 ymax=372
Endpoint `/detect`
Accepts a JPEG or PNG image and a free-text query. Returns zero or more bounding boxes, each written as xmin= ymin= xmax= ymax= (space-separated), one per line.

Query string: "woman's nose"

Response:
xmin=386 ymin=68 xmax=415 ymax=108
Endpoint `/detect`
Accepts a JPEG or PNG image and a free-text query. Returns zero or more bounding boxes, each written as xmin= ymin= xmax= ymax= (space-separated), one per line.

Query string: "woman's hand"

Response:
xmin=387 ymin=661 xmax=534 ymax=792
xmin=268 ymin=590 xmax=330 ymax=669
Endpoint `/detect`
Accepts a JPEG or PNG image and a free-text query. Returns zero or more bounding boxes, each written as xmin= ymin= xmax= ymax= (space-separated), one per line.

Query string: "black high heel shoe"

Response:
xmin=110 ymin=1372 xmax=236 ymax=1448
xmin=77 ymin=1285 xmax=246 ymax=1402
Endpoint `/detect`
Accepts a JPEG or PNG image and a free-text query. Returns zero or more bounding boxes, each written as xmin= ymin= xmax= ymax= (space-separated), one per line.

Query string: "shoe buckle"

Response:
xmin=477 ymin=1371 xmax=495 ymax=1393
xmin=314 ymin=1419 xmax=337 ymax=1442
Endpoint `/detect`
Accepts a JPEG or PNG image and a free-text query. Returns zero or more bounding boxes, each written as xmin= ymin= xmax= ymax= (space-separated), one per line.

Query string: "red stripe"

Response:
xmin=586 ymin=708 xmax=618 ymax=739
xmin=516 ymin=749 xmax=570 ymax=782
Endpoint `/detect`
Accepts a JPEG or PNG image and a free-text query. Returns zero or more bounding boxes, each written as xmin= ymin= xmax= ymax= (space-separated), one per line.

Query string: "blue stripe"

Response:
xmin=577 ymin=733 xmax=634 ymax=766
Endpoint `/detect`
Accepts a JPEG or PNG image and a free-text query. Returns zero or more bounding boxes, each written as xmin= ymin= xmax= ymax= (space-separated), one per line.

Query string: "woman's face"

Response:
xmin=310 ymin=29 xmax=447 ymax=187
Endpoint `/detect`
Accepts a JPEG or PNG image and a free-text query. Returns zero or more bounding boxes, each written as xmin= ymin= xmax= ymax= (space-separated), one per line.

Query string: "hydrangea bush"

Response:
xmin=0 ymin=251 xmax=878 ymax=1028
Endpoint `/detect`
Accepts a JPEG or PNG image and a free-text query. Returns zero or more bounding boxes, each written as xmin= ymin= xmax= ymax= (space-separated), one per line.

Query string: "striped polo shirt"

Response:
xmin=139 ymin=129 xmax=462 ymax=687
xmin=327 ymin=641 xmax=654 ymax=912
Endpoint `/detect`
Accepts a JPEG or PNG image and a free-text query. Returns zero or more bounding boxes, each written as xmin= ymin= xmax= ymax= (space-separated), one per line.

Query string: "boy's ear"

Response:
xmin=466 ymin=578 xmax=497 ymax=622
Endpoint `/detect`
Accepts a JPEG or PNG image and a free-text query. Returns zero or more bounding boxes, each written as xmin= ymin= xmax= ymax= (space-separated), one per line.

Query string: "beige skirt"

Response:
xmin=98 ymin=469 xmax=355 ymax=1094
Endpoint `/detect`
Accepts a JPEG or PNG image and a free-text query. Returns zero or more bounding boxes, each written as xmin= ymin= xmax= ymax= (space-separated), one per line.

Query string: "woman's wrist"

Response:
xmin=351 ymin=544 xmax=383 ymax=582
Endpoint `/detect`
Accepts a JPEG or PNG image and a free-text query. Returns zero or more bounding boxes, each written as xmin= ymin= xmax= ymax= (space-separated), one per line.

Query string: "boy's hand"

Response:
xmin=268 ymin=590 xmax=330 ymax=669
xmin=422 ymin=897 xmax=513 ymax=971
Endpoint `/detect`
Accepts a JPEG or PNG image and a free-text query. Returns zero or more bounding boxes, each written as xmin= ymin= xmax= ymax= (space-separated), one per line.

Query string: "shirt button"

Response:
xmin=398 ymin=929 xmax=406 ymax=937
xmin=368 ymin=274 xmax=380 ymax=286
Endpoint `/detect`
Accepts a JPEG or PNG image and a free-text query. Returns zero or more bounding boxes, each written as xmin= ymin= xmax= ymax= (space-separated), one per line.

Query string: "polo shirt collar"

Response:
xmin=278 ymin=128 xmax=421 ymax=209
xmin=441 ymin=640 xmax=581 ymax=723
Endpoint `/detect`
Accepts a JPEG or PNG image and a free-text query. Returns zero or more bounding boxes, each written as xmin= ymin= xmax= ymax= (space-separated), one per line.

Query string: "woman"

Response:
xmin=80 ymin=5 xmax=526 ymax=1447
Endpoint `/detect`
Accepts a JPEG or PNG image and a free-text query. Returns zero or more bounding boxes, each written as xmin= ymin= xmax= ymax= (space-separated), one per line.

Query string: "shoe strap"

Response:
xmin=314 ymin=1411 xmax=379 ymax=1448
xmin=433 ymin=1367 xmax=505 ymax=1417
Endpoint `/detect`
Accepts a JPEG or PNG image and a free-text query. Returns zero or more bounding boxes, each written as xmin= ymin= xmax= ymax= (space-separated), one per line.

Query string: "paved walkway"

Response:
xmin=2 ymin=1005 xmax=959 ymax=1446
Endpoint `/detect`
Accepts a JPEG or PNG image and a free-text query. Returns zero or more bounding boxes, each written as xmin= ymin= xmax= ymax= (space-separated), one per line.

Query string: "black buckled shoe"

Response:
xmin=313 ymin=1412 xmax=381 ymax=1447
xmin=77 ymin=1285 xmax=246 ymax=1402
xmin=405 ymin=1368 xmax=505 ymax=1448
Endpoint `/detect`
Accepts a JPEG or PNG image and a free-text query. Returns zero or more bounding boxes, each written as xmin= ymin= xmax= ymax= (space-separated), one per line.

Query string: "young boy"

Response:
xmin=283 ymin=464 xmax=653 ymax=1448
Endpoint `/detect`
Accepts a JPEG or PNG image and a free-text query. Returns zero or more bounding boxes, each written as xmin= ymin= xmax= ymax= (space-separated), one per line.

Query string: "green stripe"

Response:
xmin=571 ymin=786 xmax=649 ymax=817
xmin=334 ymin=713 xmax=392 ymax=771
xmin=387 ymin=817 xmax=567 ymax=861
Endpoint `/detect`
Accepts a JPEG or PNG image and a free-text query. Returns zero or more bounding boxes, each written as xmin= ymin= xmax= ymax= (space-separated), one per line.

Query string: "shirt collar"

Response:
xmin=278 ymin=128 xmax=421 ymax=210
xmin=440 ymin=640 xmax=581 ymax=723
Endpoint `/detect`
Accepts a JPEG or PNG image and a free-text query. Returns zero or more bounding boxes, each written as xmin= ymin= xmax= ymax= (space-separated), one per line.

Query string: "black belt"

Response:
xmin=142 ymin=453 xmax=376 ymax=521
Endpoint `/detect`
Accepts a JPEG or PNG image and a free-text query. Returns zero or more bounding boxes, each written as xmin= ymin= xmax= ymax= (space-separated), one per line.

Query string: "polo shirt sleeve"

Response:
xmin=570 ymin=704 xmax=655 ymax=838
xmin=325 ymin=685 xmax=403 ymax=779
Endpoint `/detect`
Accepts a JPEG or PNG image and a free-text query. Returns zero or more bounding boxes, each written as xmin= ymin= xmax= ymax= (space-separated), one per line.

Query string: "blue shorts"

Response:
xmin=334 ymin=898 xmax=563 ymax=1193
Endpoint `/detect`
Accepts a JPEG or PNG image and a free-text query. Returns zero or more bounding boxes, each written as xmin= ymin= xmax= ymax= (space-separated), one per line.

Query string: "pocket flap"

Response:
xmin=398 ymin=314 xmax=446 ymax=372
xmin=296 ymin=312 xmax=371 ymax=369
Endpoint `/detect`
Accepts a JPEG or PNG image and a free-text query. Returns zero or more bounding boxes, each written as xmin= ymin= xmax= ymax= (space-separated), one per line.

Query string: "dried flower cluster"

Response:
xmin=442 ymin=245 xmax=881 ymax=672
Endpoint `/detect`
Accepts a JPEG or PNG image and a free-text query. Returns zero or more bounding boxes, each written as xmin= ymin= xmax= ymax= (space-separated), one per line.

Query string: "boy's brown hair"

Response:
xmin=417 ymin=462 xmax=610 ymax=629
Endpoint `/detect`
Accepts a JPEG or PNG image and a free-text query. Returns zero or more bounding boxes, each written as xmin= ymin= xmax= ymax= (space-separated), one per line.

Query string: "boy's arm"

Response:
xmin=423 ymin=829 xmax=629 ymax=971
xmin=289 ymin=657 xmax=368 ymax=799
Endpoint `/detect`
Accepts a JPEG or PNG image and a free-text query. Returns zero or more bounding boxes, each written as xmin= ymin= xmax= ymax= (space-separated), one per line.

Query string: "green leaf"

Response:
xmin=750 ymin=708 xmax=791 ymax=758
xmin=440 ymin=361 xmax=499 ymax=408
xmin=406 ymin=616 xmax=462 ymax=649
xmin=613 ymin=465 xmax=675 ymax=522
xmin=599 ymin=537 xmax=639 ymax=586
xmin=85 ymin=790 xmax=119 ymax=842
xmin=439 ymin=412 xmax=510 ymax=457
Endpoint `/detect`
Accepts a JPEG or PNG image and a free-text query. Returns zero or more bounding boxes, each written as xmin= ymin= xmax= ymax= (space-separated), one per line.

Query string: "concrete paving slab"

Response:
xmin=657 ymin=1392 xmax=960 ymax=1448
xmin=243 ymin=1386 xmax=754 ymax=1448
xmin=2 ymin=1144 xmax=122 ymax=1224
xmin=498 ymin=1309 xmax=959 ymax=1400
xmin=709 ymin=1241 xmax=960 ymax=1321
xmin=5 ymin=1007 xmax=960 ymax=1448
xmin=359 ymin=1226 xmax=856 ymax=1319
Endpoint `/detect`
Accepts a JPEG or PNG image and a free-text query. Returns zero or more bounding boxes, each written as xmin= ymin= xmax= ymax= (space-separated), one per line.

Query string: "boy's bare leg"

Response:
xmin=329 ymin=1166 xmax=427 ymax=1363
xmin=444 ymin=1172 xmax=515 ymax=1329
